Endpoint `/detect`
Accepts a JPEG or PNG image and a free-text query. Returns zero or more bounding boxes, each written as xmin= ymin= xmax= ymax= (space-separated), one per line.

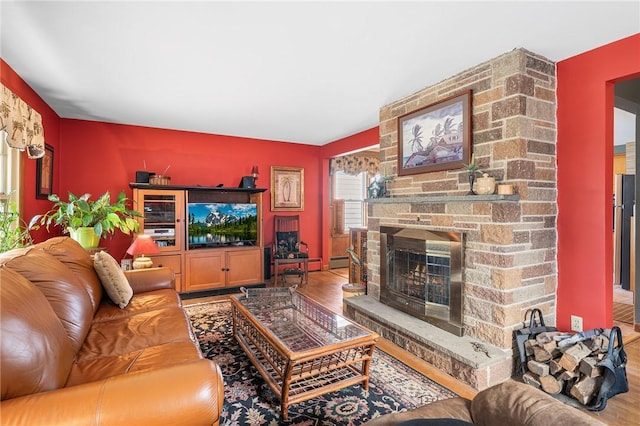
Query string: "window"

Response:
xmin=0 ymin=132 xmax=22 ymax=203
xmin=334 ymin=170 xmax=367 ymax=230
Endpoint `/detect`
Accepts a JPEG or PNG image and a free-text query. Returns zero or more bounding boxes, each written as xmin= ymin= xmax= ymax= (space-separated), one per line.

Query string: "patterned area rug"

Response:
xmin=185 ymin=301 xmax=457 ymax=426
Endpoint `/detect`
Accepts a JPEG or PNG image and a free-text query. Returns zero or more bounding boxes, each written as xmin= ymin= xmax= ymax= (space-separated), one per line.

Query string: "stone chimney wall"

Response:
xmin=368 ymin=48 xmax=557 ymax=350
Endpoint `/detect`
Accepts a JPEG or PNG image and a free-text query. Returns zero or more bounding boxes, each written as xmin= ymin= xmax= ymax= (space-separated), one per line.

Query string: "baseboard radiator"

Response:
xmin=329 ymin=256 xmax=349 ymax=269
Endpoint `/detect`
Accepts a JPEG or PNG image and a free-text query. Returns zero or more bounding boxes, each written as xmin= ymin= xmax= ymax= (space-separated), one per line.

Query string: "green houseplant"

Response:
xmin=31 ymin=190 xmax=142 ymax=248
xmin=0 ymin=192 xmax=33 ymax=253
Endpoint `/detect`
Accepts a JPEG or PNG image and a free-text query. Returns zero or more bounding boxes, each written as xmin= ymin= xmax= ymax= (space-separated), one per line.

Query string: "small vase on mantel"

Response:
xmin=463 ymin=153 xmax=480 ymax=195
xmin=475 ymin=173 xmax=496 ymax=195
xmin=467 ymin=173 xmax=477 ymax=195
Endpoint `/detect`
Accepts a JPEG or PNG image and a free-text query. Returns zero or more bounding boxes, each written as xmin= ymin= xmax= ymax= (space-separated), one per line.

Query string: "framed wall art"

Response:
xmin=397 ymin=90 xmax=472 ymax=176
xmin=270 ymin=166 xmax=304 ymax=211
xmin=36 ymin=144 xmax=54 ymax=199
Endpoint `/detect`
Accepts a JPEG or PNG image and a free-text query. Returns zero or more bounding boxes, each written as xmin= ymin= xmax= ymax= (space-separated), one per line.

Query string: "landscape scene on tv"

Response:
xmin=187 ymin=202 xmax=258 ymax=249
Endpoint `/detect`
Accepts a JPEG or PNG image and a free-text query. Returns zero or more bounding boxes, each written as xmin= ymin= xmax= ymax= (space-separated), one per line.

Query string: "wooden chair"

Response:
xmin=273 ymin=215 xmax=309 ymax=285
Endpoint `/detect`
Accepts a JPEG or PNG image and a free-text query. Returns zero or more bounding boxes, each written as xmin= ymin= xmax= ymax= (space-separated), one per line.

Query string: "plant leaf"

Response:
xmin=82 ymin=214 xmax=94 ymax=227
xmin=107 ymin=212 xmax=121 ymax=225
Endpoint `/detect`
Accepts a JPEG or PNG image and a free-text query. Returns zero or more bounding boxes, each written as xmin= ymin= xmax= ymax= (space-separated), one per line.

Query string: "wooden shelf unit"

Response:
xmin=131 ymin=184 xmax=266 ymax=293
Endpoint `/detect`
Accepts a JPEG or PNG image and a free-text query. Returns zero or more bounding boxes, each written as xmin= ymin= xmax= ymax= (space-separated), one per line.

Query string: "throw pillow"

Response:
xmin=93 ymin=251 xmax=133 ymax=308
xmin=276 ymin=231 xmax=299 ymax=257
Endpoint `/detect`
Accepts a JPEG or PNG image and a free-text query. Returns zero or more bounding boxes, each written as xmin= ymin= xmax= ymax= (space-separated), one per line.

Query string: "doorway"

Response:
xmin=613 ymin=78 xmax=639 ymax=338
xmin=327 ymin=149 xmax=379 ymax=269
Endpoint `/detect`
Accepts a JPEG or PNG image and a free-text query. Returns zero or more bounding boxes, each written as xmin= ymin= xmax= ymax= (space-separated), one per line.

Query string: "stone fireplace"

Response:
xmin=344 ymin=48 xmax=558 ymax=390
xmin=380 ymin=226 xmax=463 ymax=336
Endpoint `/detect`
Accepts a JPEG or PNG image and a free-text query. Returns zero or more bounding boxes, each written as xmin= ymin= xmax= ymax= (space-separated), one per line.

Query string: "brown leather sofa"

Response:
xmin=363 ymin=380 xmax=605 ymax=426
xmin=0 ymin=237 xmax=224 ymax=425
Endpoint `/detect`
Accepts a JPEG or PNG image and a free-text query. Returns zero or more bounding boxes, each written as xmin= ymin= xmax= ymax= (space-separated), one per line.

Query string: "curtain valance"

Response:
xmin=330 ymin=153 xmax=379 ymax=176
xmin=1 ymin=83 xmax=46 ymax=159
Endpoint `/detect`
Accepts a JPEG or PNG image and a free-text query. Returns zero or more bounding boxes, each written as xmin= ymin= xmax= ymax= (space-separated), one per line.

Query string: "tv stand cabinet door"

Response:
xmin=226 ymin=248 xmax=262 ymax=287
xmin=185 ymin=250 xmax=225 ymax=291
xmin=133 ymin=189 xmax=184 ymax=253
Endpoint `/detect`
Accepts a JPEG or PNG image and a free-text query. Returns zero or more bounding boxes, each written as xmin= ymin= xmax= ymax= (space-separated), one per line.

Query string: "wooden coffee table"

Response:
xmin=230 ymin=287 xmax=378 ymax=420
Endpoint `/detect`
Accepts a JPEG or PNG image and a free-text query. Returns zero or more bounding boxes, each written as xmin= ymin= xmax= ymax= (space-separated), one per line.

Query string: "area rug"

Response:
xmin=186 ymin=300 xmax=457 ymax=426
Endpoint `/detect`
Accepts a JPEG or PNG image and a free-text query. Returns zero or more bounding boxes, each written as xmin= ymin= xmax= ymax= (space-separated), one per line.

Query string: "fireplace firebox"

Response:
xmin=380 ymin=226 xmax=464 ymax=336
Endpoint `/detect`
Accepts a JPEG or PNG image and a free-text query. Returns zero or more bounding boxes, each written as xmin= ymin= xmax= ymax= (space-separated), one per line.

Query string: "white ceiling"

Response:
xmin=1 ymin=1 xmax=639 ymax=146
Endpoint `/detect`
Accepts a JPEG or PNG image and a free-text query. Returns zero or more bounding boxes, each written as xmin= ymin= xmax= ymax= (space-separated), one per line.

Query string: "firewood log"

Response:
xmin=524 ymin=339 xmax=535 ymax=356
xmin=559 ymin=342 xmax=591 ymax=371
xmin=542 ymin=339 xmax=559 ymax=354
xmin=549 ymin=359 xmax=564 ymax=375
xmin=569 ymin=376 xmax=603 ymax=405
xmin=559 ymin=370 xmax=581 ymax=381
xmin=522 ymin=372 xmax=541 ymax=388
xmin=540 ymin=375 xmax=564 ymax=395
xmin=591 ymin=335 xmax=609 ymax=353
xmin=579 ymin=357 xmax=602 ymax=378
xmin=536 ymin=331 xmax=566 ymax=344
xmin=527 ymin=360 xmax=550 ymax=377
xmin=533 ymin=346 xmax=553 ymax=363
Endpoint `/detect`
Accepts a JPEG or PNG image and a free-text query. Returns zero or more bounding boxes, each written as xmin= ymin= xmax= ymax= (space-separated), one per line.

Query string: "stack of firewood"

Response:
xmin=522 ymin=330 xmax=610 ymax=405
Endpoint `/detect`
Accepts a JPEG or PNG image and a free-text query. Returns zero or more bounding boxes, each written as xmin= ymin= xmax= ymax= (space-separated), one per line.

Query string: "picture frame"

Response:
xmin=270 ymin=166 xmax=304 ymax=211
xmin=397 ymin=90 xmax=472 ymax=176
xmin=36 ymin=144 xmax=54 ymax=199
xmin=120 ymin=258 xmax=133 ymax=272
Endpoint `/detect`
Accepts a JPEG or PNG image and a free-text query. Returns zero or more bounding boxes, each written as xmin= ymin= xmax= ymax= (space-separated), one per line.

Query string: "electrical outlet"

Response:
xmin=571 ymin=315 xmax=583 ymax=332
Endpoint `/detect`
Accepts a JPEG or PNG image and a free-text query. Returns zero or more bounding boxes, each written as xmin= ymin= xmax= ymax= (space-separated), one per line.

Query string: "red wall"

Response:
xmin=59 ymin=119 xmax=324 ymax=259
xmin=1 ymin=59 xmax=61 ymax=243
xmin=56 ymin=119 xmax=378 ymax=262
xmin=556 ymin=33 xmax=640 ymax=330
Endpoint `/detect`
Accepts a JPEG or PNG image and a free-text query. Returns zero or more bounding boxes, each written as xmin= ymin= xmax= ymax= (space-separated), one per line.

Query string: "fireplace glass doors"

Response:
xmin=380 ymin=226 xmax=463 ymax=336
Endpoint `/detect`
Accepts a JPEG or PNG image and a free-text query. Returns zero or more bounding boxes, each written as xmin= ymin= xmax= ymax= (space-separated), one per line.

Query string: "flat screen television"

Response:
xmin=187 ymin=202 xmax=258 ymax=249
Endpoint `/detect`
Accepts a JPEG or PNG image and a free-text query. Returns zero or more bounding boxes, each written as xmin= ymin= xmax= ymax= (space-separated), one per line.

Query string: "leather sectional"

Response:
xmin=363 ymin=380 xmax=605 ymax=425
xmin=0 ymin=237 xmax=223 ymax=425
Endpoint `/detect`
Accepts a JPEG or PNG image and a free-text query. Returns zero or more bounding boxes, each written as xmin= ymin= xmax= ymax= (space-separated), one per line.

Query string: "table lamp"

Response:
xmin=126 ymin=235 xmax=160 ymax=269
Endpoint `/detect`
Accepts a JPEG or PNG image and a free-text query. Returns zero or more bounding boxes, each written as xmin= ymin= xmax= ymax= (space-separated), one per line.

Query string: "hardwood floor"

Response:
xmin=183 ymin=268 xmax=640 ymax=425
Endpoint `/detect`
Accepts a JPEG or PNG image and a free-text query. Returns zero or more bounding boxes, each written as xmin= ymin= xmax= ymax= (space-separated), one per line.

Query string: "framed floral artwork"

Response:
xmin=270 ymin=166 xmax=304 ymax=211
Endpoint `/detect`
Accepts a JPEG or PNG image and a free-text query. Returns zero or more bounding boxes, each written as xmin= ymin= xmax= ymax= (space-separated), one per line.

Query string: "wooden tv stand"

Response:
xmin=130 ymin=183 xmax=266 ymax=293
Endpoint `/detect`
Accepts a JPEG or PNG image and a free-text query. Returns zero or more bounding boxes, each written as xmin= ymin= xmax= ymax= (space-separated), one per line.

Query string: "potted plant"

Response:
xmin=367 ymin=173 xmax=393 ymax=198
xmin=31 ymin=190 xmax=142 ymax=248
xmin=0 ymin=192 xmax=33 ymax=253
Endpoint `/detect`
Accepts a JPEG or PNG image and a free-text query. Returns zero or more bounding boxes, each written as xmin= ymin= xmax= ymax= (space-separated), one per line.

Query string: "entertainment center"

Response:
xmin=130 ymin=183 xmax=267 ymax=294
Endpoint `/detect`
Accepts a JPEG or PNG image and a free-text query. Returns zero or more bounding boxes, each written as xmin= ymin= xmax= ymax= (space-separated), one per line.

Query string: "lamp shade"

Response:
xmin=126 ymin=235 xmax=159 ymax=269
xmin=126 ymin=235 xmax=160 ymax=256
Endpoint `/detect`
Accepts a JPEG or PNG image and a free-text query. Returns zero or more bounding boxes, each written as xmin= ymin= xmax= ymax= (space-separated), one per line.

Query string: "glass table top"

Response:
xmin=232 ymin=287 xmax=370 ymax=352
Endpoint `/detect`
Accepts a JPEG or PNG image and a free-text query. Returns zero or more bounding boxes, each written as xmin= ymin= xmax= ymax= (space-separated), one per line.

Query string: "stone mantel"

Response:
xmin=367 ymin=194 xmax=520 ymax=204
